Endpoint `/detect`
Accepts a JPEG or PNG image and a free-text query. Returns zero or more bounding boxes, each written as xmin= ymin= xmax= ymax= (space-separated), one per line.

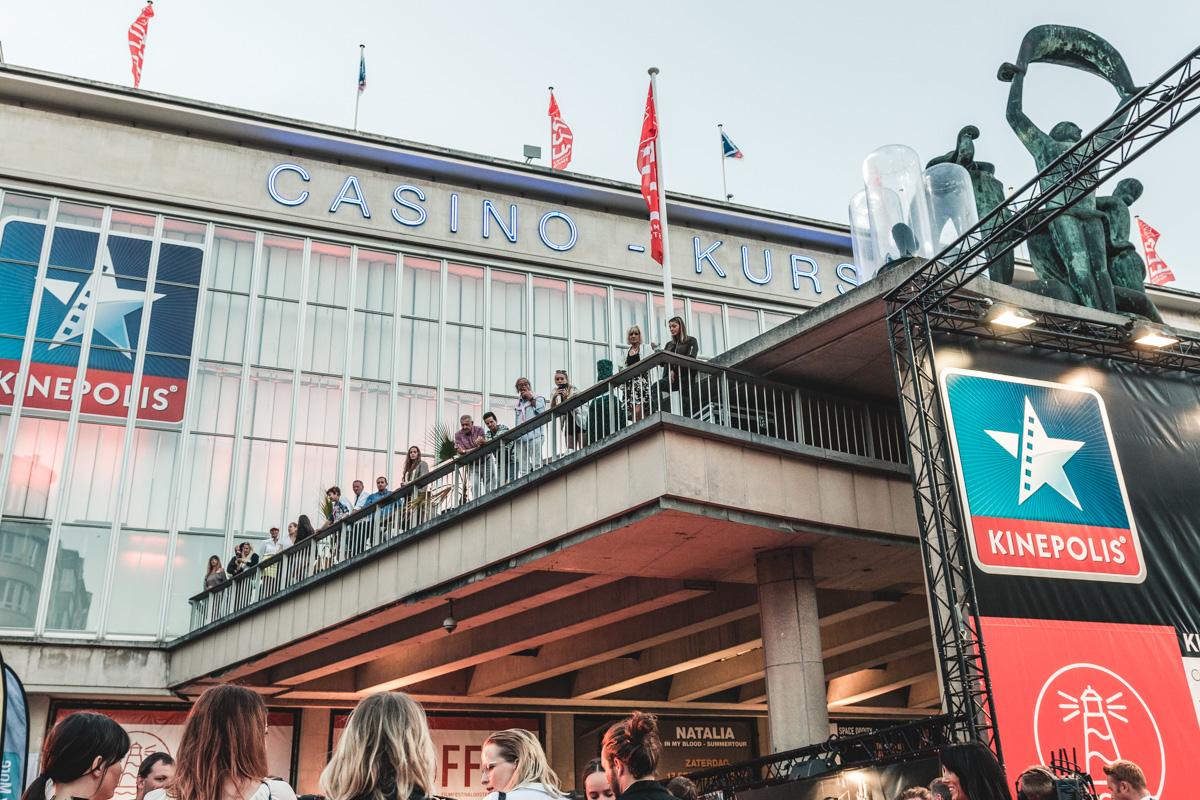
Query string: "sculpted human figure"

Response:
xmin=1097 ymin=178 xmax=1145 ymax=291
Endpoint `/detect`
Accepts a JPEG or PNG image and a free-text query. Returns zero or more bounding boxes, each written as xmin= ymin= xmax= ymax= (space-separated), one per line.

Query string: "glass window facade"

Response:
xmin=0 ymin=187 xmax=797 ymax=641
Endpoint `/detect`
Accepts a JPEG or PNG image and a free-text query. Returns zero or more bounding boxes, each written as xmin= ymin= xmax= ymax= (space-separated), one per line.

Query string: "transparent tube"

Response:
xmin=848 ymin=191 xmax=879 ymax=280
xmin=923 ymin=163 xmax=979 ymax=257
xmin=862 ymin=144 xmax=934 ymax=262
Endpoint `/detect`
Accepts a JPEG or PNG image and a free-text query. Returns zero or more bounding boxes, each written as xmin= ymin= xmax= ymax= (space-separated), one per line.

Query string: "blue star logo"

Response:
xmin=985 ymin=397 xmax=1085 ymax=509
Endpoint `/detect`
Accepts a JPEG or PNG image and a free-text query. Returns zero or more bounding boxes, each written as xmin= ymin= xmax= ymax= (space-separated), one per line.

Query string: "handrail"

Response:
xmin=187 ymin=351 xmax=907 ymax=630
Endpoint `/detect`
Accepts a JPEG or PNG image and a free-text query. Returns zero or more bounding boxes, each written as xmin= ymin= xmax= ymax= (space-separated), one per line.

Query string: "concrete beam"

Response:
xmin=668 ymin=647 xmax=765 ymax=702
xmin=822 ymin=628 xmax=933 ymax=680
xmin=738 ymin=679 xmax=767 ymax=705
xmin=819 ymin=596 xmax=929 ymax=657
xmin=826 ymin=652 xmax=937 ymax=707
xmin=816 ymin=590 xmax=904 ymax=628
xmin=572 ymin=617 xmax=761 ymax=699
xmin=466 ymin=585 xmax=759 ymax=696
xmin=908 ymin=674 xmax=943 ymax=708
xmin=353 ymin=578 xmax=712 ymax=693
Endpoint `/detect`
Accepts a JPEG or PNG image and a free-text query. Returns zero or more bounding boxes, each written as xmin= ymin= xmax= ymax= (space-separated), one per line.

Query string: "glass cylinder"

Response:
xmin=862 ymin=144 xmax=934 ymax=262
xmin=848 ymin=191 xmax=880 ymax=280
xmin=923 ymin=163 xmax=979 ymax=257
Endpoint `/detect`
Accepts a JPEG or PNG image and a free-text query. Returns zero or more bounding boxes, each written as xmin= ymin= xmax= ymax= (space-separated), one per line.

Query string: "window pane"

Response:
xmin=201 ymin=291 xmax=248 ymax=363
xmin=397 ymin=318 xmax=438 ymax=386
xmin=533 ymin=277 xmax=567 ymax=336
xmin=573 ymin=342 xmax=610 ymax=388
xmin=4 ymin=416 xmax=69 ymax=519
xmin=763 ymin=311 xmax=791 ymax=331
xmin=728 ymin=305 xmax=761 ymax=348
xmin=490 ymin=270 xmax=526 ymax=331
xmin=165 ymin=531 xmax=223 ymax=636
xmin=351 ymin=312 xmax=393 ymax=381
xmin=0 ymin=519 xmax=49 ymax=630
xmin=489 ymin=395 xmax=518 ymax=428
xmin=62 ymin=423 xmax=124 ymax=526
xmin=614 ymin=289 xmax=649 ymax=352
xmin=259 ymin=236 xmax=304 ymax=299
xmin=209 ymin=227 xmax=255 ymax=294
xmin=307 ymin=242 xmax=351 ymax=307
xmin=444 ymin=325 xmax=482 ymax=391
xmin=489 ymin=331 xmax=525 ymax=395
xmin=245 ymin=367 xmax=293 ymax=441
xmin=443 ymin=391 xmax=482 ymax=434
xmin=347 ymin=379 xmax=390 ymax=450
xmin=302 ymin=304 xmax=347 ymax=375
xmin=447 ymin=264 xmax=483 ymax=325
xmin=180 ymin=434 xmax=233 ymax=531
xmin=237 ymin=439 xmax=288 ymax=537
xmin=0 ymin=263 xmax=37 ymax=336
xmin=46 ymin=524 xmax=110 ymax=633
xmin=2 ymin=194 xmax=51 ymax=224
xmin=533 ymin=337 xmax=567 ymax=395
xmin=574 ymin=283 xmax=608 ymax=342
xmin=395 ymin=386 xmax=436 ymax=455
xmin=355 ymin=251 xmax=396 ymax=314
xmin=689 ymin=301 xmax=725 ymax=358
xmin=288 ymin=444 xmax=337 ymax=523
xmin=192 ymin=362 xmax=241 ymax=435
xmin=345 ymin=449 xmax=388 ymax=493
xmin=163 ymin=218 xmax=206 ymax=244
xmin=106 ymin=529 xmax=167 ymax=636
xmin=255 ymin=298 xmax=299 ymax=369
xmin=55 ymin=202 xmax=103 ymax=229
xmin=402 ymin=257 xmax=441 ymax=319
xmin=109 ymin=209 xmax=156 ymax=238
xmin=123 ymin=428 xmax=179 ymax=529
xmin=295 ymin=374 xmax=342 ymax=445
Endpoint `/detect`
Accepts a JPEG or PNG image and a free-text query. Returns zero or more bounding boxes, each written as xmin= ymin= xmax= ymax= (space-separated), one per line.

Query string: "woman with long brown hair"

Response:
xmin=320 ymin=692 xmax=437 ymax=800
xmin=148 ymin=684 xmax=296 ymax=800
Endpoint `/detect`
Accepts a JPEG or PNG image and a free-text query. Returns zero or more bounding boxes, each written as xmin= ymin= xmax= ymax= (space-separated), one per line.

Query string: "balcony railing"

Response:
xmin=187 ymin=352 xmax=907 ymax=632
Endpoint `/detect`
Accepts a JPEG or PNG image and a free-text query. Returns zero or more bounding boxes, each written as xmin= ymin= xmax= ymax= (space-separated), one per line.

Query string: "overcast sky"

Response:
xmin=2 ymin=1 xmax=1198 ymax=289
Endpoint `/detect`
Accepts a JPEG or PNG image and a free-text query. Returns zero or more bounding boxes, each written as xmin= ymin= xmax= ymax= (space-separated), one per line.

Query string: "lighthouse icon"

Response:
xmin=1056 ymin=684 xmax=1128 ymax=797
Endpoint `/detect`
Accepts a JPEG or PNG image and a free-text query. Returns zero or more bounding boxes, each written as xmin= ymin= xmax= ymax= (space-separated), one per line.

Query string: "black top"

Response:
xmin=618 ymin=780 xmax=674 ymax=800
xmin=625 ymin=347 xmax=642 ymax=367
xmin=227 ymin=552 xmax=259 ymax=576
xmin=664 ymin=336 xmax=699 ymax=359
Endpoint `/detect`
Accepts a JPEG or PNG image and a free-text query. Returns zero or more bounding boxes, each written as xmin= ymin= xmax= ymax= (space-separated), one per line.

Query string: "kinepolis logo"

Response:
xmin=939 ymin=368 xmax=1144 ymax=582
xmin=0 ymin=219 xmax=201 ymax=424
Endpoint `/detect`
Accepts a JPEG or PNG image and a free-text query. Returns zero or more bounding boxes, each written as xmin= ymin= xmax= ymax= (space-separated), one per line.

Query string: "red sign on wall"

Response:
xmin=981 ymin=617 xmax=1197 ymax=798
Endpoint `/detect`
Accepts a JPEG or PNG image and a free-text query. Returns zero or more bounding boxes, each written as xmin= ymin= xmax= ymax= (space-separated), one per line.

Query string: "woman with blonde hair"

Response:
xmin=480 ymin=729 xmax=564 ymax=800
xmin=147 ymin=684 xmax=296 ymax=800
xmin=321 ymin=692 xmax=437 ymax=800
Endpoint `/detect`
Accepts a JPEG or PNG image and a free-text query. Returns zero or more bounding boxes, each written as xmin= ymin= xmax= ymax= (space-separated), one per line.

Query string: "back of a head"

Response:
xmin=22 ymin=712 xmax=130 ymax=800
xmin=321 ymin=692 xmax=436 ymax=800
xmin=666 ymin=776 xmax=697 ymax=800
xmin=601 ymin=711 xmax=662 ymax=781
xmin=938 ymin=743 xmax=1013 ymax=800
xmin=485 ymin=728 xmax=562 ymax=795
xmin=1016 ymin=766 xmax=1055 ymax=800
xmin=1102 ymin=760 xmax=1147 ymax=793
xmin=895 ymin=789 xmax=932 ymax=800
xmin=928 ymin=779 xmax=952 ymax=800
xmin=173 ymin=685 xmax=270 ymax=800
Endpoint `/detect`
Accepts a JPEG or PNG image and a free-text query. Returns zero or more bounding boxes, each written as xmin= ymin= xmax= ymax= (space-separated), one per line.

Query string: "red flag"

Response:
xmin=1137 ymin=218 xmax=1176 ymax=286
xmin=636 ymin=82 xmax=664 ymax=265
xmin=548 ymin=91 xmax=574 ymax=171
xmin=128 ymin=2 xmax=155 ymax=88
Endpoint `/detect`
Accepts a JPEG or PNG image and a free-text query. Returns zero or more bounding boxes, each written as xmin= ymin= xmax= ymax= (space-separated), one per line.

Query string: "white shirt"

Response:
xmin=485 ymin=783 xmax=565 ymax=800
xmin=260 ymin=537 xmax=288 ymax=557
xmin=350 ymin=490 xmax=370 ymax=510
xmin=147 ymin=781 xmax=296 ymax=800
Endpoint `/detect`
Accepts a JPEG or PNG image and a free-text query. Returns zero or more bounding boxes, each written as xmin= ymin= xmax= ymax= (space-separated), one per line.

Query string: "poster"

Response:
xmin=51 ymin=706 xmax=298 ymax=796
xmin=574 ymin=716 xmax=755 ymax=781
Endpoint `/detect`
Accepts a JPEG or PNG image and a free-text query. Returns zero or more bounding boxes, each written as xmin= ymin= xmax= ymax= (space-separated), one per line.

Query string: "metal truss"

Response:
xmin=884 ymin=41 xmax=1200 ymax=762
xmin=688 ymin=714 xmax=956 ymax=798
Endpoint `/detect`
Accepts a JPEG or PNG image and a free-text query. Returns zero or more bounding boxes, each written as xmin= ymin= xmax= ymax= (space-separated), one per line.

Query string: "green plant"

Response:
xmin=429 ymin=423 xmax=457 ymax=464
xmin=317 ymin=491 xmax=332 ymax=523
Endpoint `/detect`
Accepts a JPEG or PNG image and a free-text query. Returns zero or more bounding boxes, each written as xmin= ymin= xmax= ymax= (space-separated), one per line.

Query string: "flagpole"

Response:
xmin=548 ymin=86 xmax=555 ymax=166
xmin=649 ymin=67 xmax=676 ymax=329
xmin=718 ymin=123 xmax=729 ymax=202
xmin=353 ymin=44 xmax=364 ymax=130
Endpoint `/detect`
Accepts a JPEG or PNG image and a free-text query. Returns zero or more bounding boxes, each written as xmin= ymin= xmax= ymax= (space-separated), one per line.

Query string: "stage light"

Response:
xmin=988 ymin=305 xmax=1035 ymax=329
xmin=1130 ymin=323 xmax=1179 ymax=348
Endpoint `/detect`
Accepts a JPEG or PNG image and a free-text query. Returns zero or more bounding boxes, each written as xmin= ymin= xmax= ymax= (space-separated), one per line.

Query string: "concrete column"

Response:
xmin=27 ymin=694 xmax=51 ymax=774
xmin=294 ymin=707 xmax=331 ymax=794
xmin=756 ymin=548 xmax=828 ymax=752
xmin=545 ymin=712 xmax=576 ymax=792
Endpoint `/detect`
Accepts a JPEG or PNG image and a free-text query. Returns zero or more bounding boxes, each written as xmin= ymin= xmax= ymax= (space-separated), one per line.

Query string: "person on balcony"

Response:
xmin=660 ymin=317 xmax=699 ymax=416
xmin=621 ymin=325 xmax=650 ymax=421
xmin=259 ymin=527 xmax=286 ymax=596
xmin=226 ymin=542 xmax=258 ymax=577
xmin=400 ymin=447 xmax=431 ymax=527
xmin=514 ymin=377 xmax=547 ymax=476
xmin=455 ymin=414 xmax=488 ymax=502
xmin=550 ymin=370 xmax=585 ymax=450
xmin=483 ymin=411 xmax=512 ymax=489
xmin=364 ymin=476 xmax=389 ymax=506
xmin=323 ymin=486 xmax=352 ymax=528
xmin=349 ymin=479 xmax=370 ymax=511
xmin=401 ymin=447 xmax=429 ymax=485
xmin=203 ymin=555 xmax=227 ymax=590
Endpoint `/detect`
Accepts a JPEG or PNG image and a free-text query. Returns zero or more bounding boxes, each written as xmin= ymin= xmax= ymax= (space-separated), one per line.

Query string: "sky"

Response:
xmin=2 ymin=0 xmax=1198 ymax=288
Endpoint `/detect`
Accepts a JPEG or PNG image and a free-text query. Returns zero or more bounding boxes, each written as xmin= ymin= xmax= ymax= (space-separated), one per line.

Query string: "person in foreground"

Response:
xmin=601 ymin=711 xmax=673 ymax=800
xmin=147 ymin=684 xmax=297 ymax=800
xmin=322 ymin=692 xmax=438 ymax=800
xmin=21 ymin=712 xmax=130 ymax=800
xmin=938 ymin=743 xmax=1012 ymax=800
xmin=137 ymin=753 xmax=177 ymax=800
xmin=579 ymin=759 xmax=612 ymax=800
xmin=1103 ymin=760 xmax=1155 ymax=800
xmin=481 ymin=728 xmax=566 ymax=800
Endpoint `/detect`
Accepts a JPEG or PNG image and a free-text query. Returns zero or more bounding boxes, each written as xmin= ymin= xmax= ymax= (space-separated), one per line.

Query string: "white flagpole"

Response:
xmin=718 ymin=123 xmax=729 ymax=202
xmin=353 ymin=44 xmax=365 ymax=130
xmin=649 ymin=67 xmax=676 ymax=331
xmin=548 ymin=85 xmax=555 ymax=165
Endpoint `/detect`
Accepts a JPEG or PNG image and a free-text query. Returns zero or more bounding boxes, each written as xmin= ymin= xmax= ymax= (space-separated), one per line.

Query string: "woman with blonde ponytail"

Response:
xmin=480 ymin=729 xmax=564 ymax=800
xmin=321 ymin=693 xmax=438 ymax=800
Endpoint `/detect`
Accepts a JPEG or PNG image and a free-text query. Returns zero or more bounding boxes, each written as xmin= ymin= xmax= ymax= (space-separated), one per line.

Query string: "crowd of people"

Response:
xmin=201 ymin=319 xmax=704 ymax=594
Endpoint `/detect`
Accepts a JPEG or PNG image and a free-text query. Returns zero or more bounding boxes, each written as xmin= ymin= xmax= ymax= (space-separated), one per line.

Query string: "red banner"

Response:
xmin=636 ymin=82 xmax=664 ymax=265
xmin=0 ymin=359 xmax=188 ymax=422
xmin=1137 ymin=218 xmax=1175 ymax=286
xmin=969 ymin=517 xmax=1143 ymax=579
xmin=127 ymin=3 xmax=155 ymax=89
xmin=548 ymin=92 xmax=574 ymax=171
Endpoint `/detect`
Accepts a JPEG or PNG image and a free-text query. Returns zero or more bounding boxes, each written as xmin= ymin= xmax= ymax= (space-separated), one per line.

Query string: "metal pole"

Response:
xmin=548 ymin=86 xmax=554 ymax=166
xmin=718 ymin=123 xmax=729 ymax=201
xmin=648 ymin=67 xmax=676 ymax=331
xmin=353 ymin=44 xmax=364 ymax=130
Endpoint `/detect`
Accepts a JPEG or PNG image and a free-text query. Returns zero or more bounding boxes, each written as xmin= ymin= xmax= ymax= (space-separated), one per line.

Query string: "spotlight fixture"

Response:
xmin=987 ymin=304 xmax=1035 ymax=329
xmin=1130 ymin=322 xmax=1179 ymax=348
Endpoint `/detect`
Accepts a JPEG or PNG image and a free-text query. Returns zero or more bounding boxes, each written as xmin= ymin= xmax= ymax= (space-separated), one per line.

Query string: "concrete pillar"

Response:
xmin=545 ymin=712 xmax=576 ymax=792
xmin=294 ymin=707 xmax=331 ymax=794
xmin=27 ymin=694 xmax=51 ymax=773
xmin=756 ymin=548 xmax=828 ymax=752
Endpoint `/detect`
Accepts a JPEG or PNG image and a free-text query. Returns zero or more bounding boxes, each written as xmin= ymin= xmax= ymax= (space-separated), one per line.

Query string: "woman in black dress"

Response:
xmin=662 ymin=316 xmax=699 ymax=415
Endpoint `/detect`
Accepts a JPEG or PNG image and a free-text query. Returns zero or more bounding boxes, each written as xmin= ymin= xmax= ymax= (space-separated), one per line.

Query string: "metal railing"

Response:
xmin=188 ymin=352 xmax=907 ymax=631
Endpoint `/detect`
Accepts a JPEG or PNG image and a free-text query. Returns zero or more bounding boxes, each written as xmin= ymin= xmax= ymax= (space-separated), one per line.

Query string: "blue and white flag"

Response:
xmin=358 ymin=48 xmax=367 ymax=92
xmin=721 ymin=129 xmax=743 ymax=159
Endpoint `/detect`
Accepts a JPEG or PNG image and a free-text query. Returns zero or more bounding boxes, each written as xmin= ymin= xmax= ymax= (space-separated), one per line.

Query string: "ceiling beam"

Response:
xmin=816 ymin=590 xmax=904 ymax=628
xmin=667 ymin=647 xmax=765 ymax=702
xmin=466 ymin=585 xmax=759 ymax=696
xmin=907 ymin=674 xmax=943 ymax=709
xmin=819 ymin=596 xmax=929 ymax=657
xmin=826 ymin=652 xmax=937 ymax=707
xmin=822 ymin=628 xmax=933 ymax=680
xmin=738 ymin=679 xmax=767 ymax=705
